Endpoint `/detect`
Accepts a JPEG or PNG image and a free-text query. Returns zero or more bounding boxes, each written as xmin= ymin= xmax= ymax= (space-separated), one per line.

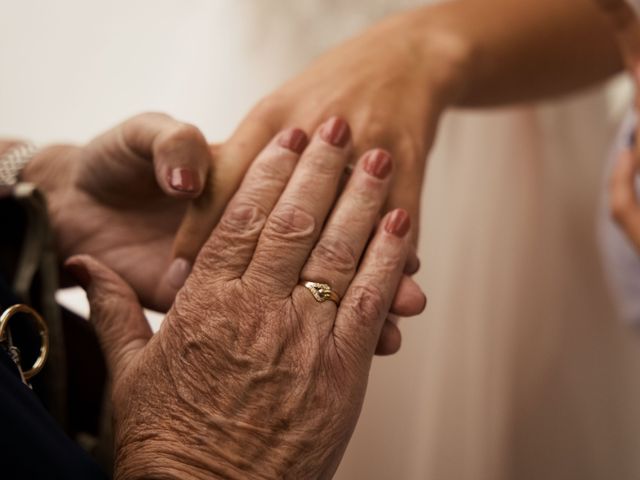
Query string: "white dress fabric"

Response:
xmin=599 ymin=0 xmax=640 ymax=326
xmin=599 ymin=111 xmax=640 ymax=325
xmin=2 ymin=1 xmax=640 ymax=479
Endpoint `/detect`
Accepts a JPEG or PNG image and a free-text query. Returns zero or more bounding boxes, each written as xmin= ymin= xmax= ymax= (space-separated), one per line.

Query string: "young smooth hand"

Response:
xmin=172 ymin=10 xmax=467 ymax=261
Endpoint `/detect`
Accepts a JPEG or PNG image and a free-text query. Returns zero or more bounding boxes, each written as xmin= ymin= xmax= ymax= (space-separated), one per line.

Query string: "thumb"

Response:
xmin=65 ymin=255 xmax=152 ymax=377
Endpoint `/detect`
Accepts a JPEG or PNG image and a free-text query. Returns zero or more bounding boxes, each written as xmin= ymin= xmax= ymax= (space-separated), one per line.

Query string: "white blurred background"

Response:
xmin=2 ymin=1 xmax=640 ymax=478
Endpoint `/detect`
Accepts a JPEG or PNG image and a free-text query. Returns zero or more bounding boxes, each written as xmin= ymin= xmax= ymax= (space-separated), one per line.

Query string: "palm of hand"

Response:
xmin=27 ymin=113 xmax=215 ymax=311
xmin=56 ymin=145 xmax=189 ymax=310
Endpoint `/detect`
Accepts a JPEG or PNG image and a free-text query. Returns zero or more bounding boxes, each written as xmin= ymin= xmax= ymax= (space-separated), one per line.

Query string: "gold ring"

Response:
xmin=0 ymin=304 xmax=49 ymax=380
xmin=301 ymin=281 xmax=341 ymax=305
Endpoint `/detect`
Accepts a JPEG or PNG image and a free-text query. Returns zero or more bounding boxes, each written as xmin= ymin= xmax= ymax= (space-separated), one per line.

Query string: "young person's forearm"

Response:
xmin=404 ymin=0 xmax=622 ymax=107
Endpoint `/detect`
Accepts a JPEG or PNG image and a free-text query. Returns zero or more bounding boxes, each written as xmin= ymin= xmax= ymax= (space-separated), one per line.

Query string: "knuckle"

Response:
xmin=217 ymin=203 xmax=267 ymax=236
xmin=352 ymin=175 xmax=385 ymax=208
xmin=131 ymin=111 xmax=171 ymax=124
xmin=198 ymin=204 xmax=266 ymax=267
xmin=265 ymin=203 xmax=316 ymax=240
xmin=156 ymin=124 xmax=205 ymax=158
xmin=308 ymin=234 xmax=358 ymax=275
xmin=347 ymin=283 xmax=386 ymax=323
xmin=303 ymin=149 xmax=345 ymax=176
xmin=375 ymin=239 xmax=407 ymax=270
xmin=361 ymin=120 xmax=393 ymax=148
xmin=168 ymin=123 xmax=204 ymax=146
xmin=246 ymin=157 xmax=290 ymax=195
xmin=393 ymin=133 xmax=424 ymax=171
xmin=252 ymin=95 xmax=284 ymax=121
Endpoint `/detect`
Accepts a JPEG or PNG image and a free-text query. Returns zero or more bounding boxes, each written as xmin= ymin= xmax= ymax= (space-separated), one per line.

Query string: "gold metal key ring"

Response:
xmin=0 ymin=304 xmax=49 ymax=382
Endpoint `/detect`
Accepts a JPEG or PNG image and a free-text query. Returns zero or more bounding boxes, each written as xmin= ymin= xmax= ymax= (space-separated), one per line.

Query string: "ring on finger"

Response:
xmin=301 ymin=281 xmax=341 ymax=306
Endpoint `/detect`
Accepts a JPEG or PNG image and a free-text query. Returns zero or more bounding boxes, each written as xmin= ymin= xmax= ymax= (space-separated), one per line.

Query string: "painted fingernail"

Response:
xmin=320 ymin=116 xmax=350 ymax=147
xmin=278 ymin=128 xmax=308 ymax=154
xmin=168 ymin=168 xmax=199 ymax=193
xmin=363 ymin=149 xmax=392 ymax=179
xmin=629 ymin=127 xmax=637 ymax=148
xmin=166 ymin=258 xmax=192 ymax=289
xmin=384 ymin=209 xmax=411 ymax=237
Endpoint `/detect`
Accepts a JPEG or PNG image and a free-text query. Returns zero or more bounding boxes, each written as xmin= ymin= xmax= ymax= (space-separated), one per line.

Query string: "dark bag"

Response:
xmin=0 ymin=184 xmax=109 ymax=479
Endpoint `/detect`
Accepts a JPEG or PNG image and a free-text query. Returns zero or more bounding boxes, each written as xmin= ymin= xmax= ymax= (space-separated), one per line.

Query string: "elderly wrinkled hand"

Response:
xmin=23 ymin=112 xmax=423 ymax=355
xmin=21 ymin=113 xmax=214 ymax=311
xmin=66 ymin=118 xmax=423 ymax=479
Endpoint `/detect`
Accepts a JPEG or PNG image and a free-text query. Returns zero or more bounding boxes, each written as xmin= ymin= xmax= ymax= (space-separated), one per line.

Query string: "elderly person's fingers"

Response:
xmin=245 ymin=117 xmax=352 ymax=292
xmin=376 ymin=317 xmax=403 ymax=356
xmin=192 ymin=128 xmax=308 ymax=279
xmin=172 ymin=116 xmax=279 ymax=263
xmin=65 ymin=255 xmax=152 ymax=378
xmin=611 ymin=150 xmax=640 ymax=249
xmin=391 ymin=275 xmax=427 ymax=316
xmin=334 ymin=209 xmax=412 ymax=358
xmin=375 ymin=277 xmax=427 ymax=355
xmin=300 ymin=148 xmax=392 ymax=298
xmin=111 ymin=112 xmax=213 ymax=198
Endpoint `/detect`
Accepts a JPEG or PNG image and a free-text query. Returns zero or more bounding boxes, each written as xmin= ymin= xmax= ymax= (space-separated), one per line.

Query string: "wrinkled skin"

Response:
xmin=25 ymin=113 xmax=426 ymax=354
xmin=23 ymin=113 xmax=213 ymax=311
xmin=67 ymin=119 xmax=423 ymax=479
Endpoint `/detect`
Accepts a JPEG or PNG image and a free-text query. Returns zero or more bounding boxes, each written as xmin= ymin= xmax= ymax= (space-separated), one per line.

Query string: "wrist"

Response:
xmin=115 ymin=435 xmax=277 ymax=480
xmin=20 ymin=144 xmax=78 ymax=190
xmin=389 ymin=6 xmax=474 ymax=110
xmin=21 ymin=145 xmax=81 ymax=258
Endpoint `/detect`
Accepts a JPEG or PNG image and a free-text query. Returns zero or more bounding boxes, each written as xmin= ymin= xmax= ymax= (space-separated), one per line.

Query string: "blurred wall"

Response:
xmin=2 ymin=1 xmax=640 ymax=479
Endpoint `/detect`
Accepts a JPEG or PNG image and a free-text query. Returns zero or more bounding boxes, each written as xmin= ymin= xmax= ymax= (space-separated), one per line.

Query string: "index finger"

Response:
xmin=172 ymin=111 xmax=281 ymax=264
xmin=120 ymin=112 xmax=213 ymax=198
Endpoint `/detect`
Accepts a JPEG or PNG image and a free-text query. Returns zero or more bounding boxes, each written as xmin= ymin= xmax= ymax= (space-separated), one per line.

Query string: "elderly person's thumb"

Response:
xmin=65 ymin=255 xmax=152 ymax=377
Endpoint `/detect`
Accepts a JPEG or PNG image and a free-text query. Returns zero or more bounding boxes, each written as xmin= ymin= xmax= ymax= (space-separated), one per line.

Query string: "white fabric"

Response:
xmin=598 ymin=1 xmax=640 ymax=326
xmin=599 ymin=111 xmax=640 ymax=325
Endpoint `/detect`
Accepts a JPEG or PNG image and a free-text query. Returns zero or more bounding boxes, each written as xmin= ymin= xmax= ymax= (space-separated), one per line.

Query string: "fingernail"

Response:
xmin=320 ymin=116 xmax=350 ymax=147
xmin=629 ymin=127 xmax=637 ymax=148
xmin=166 ymin=258 xmax=192 ymax=289
xmin=384 ymin=209 xmax=411 ymax=237
xmin=168 ymin=168 xmax=199 ymax=193
xmin=66 ymin=261 xmax=91 ymax=289
xmin=363 ymin=149 xmax=392 ymax=179
xmin=278 ymin=128 xmax=308 ymax=154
